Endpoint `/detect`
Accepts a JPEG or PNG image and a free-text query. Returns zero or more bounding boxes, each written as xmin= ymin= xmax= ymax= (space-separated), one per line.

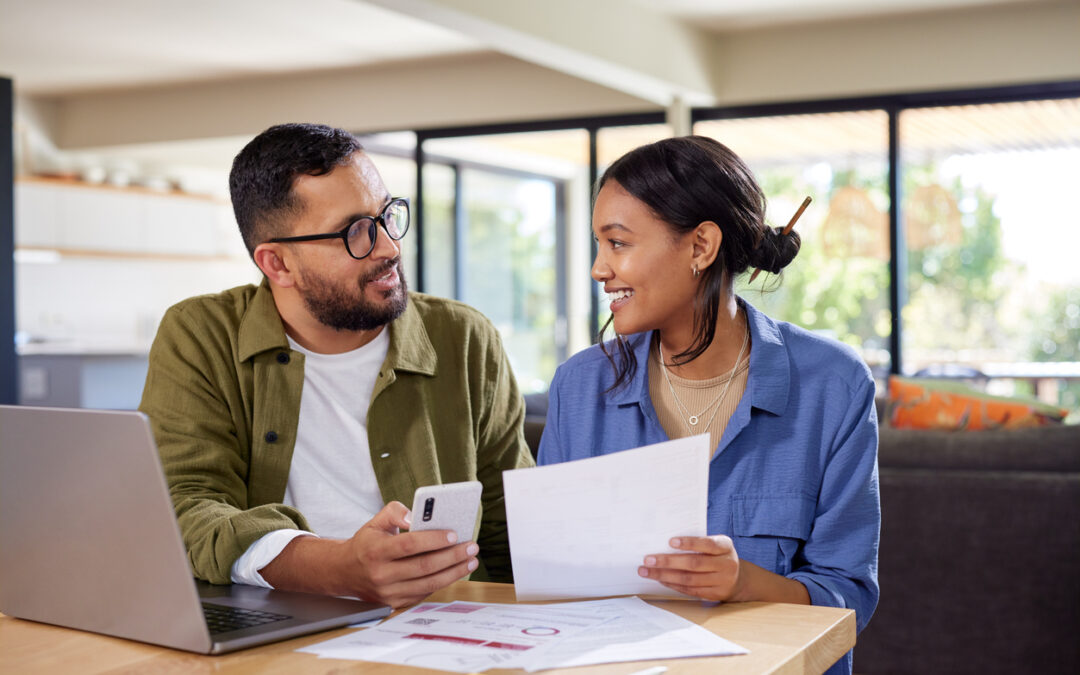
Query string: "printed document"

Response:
xmin=297 ymin=597 xmax=747 ymax=672
xmin=503 ymin=435 xmax=710 ymax=601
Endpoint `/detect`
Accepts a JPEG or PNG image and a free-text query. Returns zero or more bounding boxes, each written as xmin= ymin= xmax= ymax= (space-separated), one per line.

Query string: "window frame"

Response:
xmin=364 ymin=80 xmax=1080 ymax=391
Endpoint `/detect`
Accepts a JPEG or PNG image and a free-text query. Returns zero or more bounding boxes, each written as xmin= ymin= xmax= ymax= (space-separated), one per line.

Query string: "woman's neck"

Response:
xmin=657 ymin=294 xmax=747 ymax=381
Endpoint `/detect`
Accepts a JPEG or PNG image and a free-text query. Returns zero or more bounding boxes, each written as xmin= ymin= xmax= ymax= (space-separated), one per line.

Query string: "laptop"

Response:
xmin=0 ymin=405 xmax=391 ymax=654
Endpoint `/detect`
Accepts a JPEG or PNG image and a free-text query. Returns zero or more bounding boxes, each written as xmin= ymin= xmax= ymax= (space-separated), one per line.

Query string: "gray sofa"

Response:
xmin=856 ymin=420 xmax=1080 ymax=674
xmin=522 ymin=393 xmax=1080 ymax=674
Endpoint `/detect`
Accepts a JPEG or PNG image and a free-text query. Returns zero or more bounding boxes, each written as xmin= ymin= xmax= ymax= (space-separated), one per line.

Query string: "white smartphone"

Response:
xmin=409 ymin=480 xmax=483 ymax=544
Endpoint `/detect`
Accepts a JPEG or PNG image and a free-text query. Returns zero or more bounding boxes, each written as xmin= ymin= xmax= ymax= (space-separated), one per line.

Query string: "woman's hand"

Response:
xmin=638 ymin=535 xmax=812 ymax=605
xmin=638 ymin=535 xmax=744 ymax=602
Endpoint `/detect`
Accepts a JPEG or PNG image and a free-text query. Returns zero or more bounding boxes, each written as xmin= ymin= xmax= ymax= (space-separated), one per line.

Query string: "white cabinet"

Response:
xmin=14 ymin=182 xmax=61 ymax=247
xmin=14 ymin=179 xmax=233 ymax=257
xmin=141 ymin=195 xmax=221 ymax=256
xmin=58 ymin=187 xmax=145 ymax=252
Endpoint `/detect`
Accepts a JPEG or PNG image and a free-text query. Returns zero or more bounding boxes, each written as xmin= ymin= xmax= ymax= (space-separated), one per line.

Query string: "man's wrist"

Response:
xmin=258 ymin=535 xmax=349 ymax=596
xmin=232 ymin=529 xmax=315 ymax=587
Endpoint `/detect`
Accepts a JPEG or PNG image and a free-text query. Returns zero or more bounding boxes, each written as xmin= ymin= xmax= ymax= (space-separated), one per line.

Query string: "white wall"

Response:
xmin=49 ymin=52 xmax=653 ymax=150
xmin=711 ymin=0 xmax=1080 ymax=105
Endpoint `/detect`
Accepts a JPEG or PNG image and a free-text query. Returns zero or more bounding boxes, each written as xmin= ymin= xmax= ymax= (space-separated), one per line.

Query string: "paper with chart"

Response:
xmin=519 ymin=596 xmax=747 ymax=671
xmin=297 ymin=597 xmax=747 ymax=672
xmin=297 ymin=599 xmax=621 ymax=672
xmin=503 ymin=435 xmax=710 ymax=601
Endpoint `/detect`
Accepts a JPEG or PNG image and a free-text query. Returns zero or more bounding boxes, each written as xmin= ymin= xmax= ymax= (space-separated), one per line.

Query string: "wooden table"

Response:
xmin=0 ymin=581 xmax=854 ymax=674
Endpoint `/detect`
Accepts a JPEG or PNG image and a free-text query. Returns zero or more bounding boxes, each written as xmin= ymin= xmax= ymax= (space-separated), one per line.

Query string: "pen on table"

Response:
xmin=627 ymin=667 xmax=667 ymax=675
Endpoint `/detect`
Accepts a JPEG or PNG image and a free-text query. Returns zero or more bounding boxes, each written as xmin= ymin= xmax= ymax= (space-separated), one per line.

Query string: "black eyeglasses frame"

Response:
xmin=267 ymin=197 xmax=410 ymax=260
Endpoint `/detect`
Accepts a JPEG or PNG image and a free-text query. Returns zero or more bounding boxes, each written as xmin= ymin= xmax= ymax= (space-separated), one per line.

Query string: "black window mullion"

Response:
xmin=1 ymin=77 xmax=15 ymax=404
xmin=887 ymin=107 xmax=904 ymax=377
xmin=413 ymin=138 xmax=426 ymax=294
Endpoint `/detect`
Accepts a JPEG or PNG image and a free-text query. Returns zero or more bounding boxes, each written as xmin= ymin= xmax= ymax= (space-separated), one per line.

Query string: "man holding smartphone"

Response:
xmin=139 ymin=123 xmax=534 ymax=609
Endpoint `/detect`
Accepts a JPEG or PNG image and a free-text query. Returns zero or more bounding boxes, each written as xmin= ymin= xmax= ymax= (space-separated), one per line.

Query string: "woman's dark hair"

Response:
xmin=229 ymin=123 xmax=364 ymax=257
xmin=596 ymin=135 xmax=801 ymax=391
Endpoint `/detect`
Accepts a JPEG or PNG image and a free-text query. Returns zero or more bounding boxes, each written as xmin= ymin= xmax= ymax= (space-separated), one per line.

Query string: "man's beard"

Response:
xmin=299 ymin=259 xmax=408 ymax=332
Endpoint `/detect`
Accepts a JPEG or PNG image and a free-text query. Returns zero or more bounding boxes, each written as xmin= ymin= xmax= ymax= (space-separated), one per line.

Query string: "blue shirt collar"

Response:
xmin=607 ymin=298 xmax=790 ymax=417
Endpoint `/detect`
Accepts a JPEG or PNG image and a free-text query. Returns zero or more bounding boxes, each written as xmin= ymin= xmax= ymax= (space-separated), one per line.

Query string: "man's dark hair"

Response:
xmin=229 ymin=123 xmax=364 ymax=257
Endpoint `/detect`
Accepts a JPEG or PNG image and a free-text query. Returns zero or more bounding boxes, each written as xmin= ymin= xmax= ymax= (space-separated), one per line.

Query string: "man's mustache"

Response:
xmin=360 ymin=258 xmax=400 ymax=284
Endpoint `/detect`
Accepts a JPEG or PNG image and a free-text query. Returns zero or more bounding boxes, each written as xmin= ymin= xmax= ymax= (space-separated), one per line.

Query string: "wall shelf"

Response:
xmin=15 ymin=246 xmax=241 ymax=263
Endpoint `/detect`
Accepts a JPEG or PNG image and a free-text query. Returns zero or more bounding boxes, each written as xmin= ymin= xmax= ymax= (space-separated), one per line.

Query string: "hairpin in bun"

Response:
xmin=749 ymin=195 xmax=811 ymax=282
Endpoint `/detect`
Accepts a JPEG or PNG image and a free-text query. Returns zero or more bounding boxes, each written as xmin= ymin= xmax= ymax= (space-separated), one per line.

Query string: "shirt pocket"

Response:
xmin=731 ymin=495 xmax=815 ymax=577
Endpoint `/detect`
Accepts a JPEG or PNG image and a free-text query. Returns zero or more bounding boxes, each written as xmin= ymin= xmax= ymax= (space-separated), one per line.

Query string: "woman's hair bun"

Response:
xmin=749 ymin=226 xmax=802 ymax=274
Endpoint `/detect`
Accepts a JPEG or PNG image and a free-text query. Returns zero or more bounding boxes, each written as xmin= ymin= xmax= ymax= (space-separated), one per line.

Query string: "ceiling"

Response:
xmin=1 ymin=0 xmax=1069 ymax=188
xmin=0 ymin=0 xmax=1039 ymax=95
xmin=0 ymin=0 xmax=481 ymax=95
xmin=634 ymin=0 xmax=1031 ymax=29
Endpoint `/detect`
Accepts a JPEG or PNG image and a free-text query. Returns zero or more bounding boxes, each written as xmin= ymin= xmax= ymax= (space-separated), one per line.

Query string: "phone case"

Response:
xmin=409 ymin=481 xmax=483 ymax=543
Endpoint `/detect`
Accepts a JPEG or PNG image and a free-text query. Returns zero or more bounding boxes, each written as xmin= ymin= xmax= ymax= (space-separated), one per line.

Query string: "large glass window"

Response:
xmin=459 ymin=168 xmax=558 ymax=392
xmin=421 ymin=130 xmax=590 ymax=393
xmin=597 ymin=124 xmax=673 ymax=169
xmin=900 ymin=98 xmax=1080 ymax=409
xmin=695 ymin=111 xmax=892 ymax=378
xmin=419 ymin=163 xmax=456 ymax=297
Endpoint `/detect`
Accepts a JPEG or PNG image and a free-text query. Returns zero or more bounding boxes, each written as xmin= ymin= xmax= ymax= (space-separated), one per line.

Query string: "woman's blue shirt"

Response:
xmin=537 ymin=300 xmax=880 ymax=673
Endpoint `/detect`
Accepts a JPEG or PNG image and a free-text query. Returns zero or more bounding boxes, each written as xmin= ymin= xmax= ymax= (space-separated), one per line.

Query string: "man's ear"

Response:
xmin=692 ymin=221 xmax=722 ymax=273
xmin=253 ymin=243 xmax=297 ymax=288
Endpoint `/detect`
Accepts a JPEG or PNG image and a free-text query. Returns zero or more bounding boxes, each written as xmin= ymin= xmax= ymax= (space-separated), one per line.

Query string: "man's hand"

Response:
xmin=259 ymin=501 xmax=479 ymax=608
xmin=341 ymin=501 xmax=480 ymax=607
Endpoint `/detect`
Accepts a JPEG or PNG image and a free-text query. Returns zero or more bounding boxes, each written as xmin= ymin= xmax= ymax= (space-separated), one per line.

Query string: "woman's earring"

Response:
xmin=692 ymin=265 xmax=699 ymax=278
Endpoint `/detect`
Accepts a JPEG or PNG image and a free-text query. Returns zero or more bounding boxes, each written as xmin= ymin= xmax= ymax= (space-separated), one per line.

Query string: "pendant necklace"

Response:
xmin=658 ymin=320 xmax=749 ymax=434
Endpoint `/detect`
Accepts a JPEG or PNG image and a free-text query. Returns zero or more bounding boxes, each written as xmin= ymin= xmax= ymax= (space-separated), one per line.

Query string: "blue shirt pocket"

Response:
xmin=731 ymin=495 xmax=815 ymax=577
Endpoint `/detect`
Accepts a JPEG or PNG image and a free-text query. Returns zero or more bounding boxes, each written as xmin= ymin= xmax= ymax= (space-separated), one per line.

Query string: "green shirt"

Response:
xmin=139 ymin=280 xmax=534 ymax=585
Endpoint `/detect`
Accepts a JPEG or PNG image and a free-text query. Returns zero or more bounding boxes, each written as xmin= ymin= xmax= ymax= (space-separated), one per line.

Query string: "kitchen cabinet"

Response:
xmin=58 ymin=185 xmax=145 ymax=252
xmin=15 ymin=178 xmax=230 ymax=257
xmin=14 ymin=181 xmax=60 ymax=248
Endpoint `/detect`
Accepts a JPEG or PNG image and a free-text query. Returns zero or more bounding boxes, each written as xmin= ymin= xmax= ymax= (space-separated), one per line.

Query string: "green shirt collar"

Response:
xmin=237 ymin=278 xmax=435 ymax=377
xmin=238 ymin=278 xmax=289 ymax=362
xmin=385 ymin=294 xmax=437 ymax=376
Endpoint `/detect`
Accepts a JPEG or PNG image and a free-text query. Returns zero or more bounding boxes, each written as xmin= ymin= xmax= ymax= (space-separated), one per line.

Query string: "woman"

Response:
xmin=537 ymin=136 xmax=879 ymax=675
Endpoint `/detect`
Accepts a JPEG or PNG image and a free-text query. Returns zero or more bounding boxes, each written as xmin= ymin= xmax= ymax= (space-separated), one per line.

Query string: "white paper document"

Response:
xmin=298 ymin=599 xmax=620 ymax=672
xmin=297 ymin=597 xmax=747 ymax=672
xmin=519 ymin=596 xmax=747 ymax=672
xmin=503 ymin=435 xmax=710 ymax=601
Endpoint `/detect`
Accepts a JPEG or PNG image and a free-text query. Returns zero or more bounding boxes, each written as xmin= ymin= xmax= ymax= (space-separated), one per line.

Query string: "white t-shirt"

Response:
xmin=230 ymin=329 xmax=389 ymax=587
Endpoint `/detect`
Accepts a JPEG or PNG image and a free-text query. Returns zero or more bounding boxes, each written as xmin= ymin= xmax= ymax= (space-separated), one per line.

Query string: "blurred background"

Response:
xmin=1 ymin=0 xmax=1078 ymax=416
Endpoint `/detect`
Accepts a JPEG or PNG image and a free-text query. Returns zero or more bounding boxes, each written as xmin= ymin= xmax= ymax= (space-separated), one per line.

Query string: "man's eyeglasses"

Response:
xmin=268 ymin=197 xmax=410 ymax=260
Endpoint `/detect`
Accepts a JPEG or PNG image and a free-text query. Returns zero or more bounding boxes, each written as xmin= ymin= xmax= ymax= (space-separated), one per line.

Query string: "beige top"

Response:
xmin=648 ymin=336 xmax=750 ymax=455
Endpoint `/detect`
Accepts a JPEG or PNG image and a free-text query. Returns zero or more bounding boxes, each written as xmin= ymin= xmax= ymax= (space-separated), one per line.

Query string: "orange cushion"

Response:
xmin=887 ymin=375 xmax=1067 ymax=431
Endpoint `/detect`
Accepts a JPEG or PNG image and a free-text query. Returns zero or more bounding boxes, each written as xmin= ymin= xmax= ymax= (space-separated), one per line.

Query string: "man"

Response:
xmin=139 ymin=123 xmax=534 ymax=608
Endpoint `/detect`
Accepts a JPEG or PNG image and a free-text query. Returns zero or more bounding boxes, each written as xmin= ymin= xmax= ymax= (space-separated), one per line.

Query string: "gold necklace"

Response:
xmin=658 ymin=322 xmax=749 ymax=434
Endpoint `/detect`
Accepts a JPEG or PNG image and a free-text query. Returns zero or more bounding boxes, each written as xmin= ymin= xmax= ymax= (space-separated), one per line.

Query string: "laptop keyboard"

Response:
xmin=202 ymin=602 xmax=292 ymax=634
